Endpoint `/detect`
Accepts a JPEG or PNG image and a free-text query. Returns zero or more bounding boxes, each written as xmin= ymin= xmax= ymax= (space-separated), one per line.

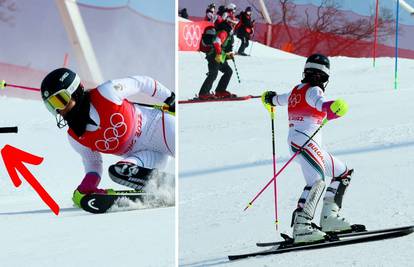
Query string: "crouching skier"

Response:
xmin=40 ymin=68 xmax=175 ymax=207
xmin=261 ymin=54 xmax=364 ymax=244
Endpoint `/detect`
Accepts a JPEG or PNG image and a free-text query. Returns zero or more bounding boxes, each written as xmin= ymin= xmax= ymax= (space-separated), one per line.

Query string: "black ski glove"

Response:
xmin=261 ymin=91 xmax=276 ymax=107
xmin=164 ymin=92 xmax=175 ymax=113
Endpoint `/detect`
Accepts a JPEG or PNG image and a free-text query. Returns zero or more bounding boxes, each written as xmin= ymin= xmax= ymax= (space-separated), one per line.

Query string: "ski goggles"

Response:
xmin=44 ymin=89 xmax=72 ymax=114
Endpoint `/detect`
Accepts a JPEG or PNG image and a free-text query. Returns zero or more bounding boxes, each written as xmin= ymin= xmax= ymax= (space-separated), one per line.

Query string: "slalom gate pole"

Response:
xmin=394 ymin=0 xmax=400 ymax=90
xmin=270 ymin=106 xmax=279 ymax=231
xmin=232 ymin=58 xmax=241 ymax=83
xmin=244 ymin=118 xmax=328 ymax=211
xmin=0 ymin=127 xmax=18 ymax=133
xmin=373 ymin=0 xmax=379 ymax=68
xmin=0 ymin=80 xmax=40 ymax=92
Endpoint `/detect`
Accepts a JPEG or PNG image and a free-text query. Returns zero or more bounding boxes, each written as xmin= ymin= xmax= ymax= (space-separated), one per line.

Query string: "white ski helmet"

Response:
xmin=226 ymin=3 xmax=236 ymax=11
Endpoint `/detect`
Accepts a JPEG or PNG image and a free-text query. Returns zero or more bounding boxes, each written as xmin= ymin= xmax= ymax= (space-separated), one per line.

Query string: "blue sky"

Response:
xmin=78 ymin=0 xmax=175 ymax=22
xmin=78 ymin=0 xmax=414 ymax=25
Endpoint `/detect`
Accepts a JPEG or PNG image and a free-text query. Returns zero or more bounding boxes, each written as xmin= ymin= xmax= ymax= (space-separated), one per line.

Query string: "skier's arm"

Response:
xmin=262 ymin=91 xmax=291 ymax=107
xmin=306 ymin=87 xmax=348 ymax=120
xmin=97 ymin=76 xmax=174 ymax=104
xmin=68 ymin=134 xmax=103 ymax=176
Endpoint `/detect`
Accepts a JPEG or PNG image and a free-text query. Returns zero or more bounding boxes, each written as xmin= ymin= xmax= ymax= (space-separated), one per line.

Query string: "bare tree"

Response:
xmin=271 ymin=0 xmax=395 ymax=55
xmin=0 ymin=0 xmax=16 ymax=25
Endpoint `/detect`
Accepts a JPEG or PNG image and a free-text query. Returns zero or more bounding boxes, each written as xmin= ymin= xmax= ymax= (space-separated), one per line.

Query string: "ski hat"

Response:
xmin=245 ymin=6 xmax=252 ymax=12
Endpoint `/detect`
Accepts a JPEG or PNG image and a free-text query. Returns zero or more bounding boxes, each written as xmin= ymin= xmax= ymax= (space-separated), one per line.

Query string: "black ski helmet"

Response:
xmin=302 ymin=53 xmax=330 ymax=89
xmin=40 ymin=68 xmax=84 ymax=115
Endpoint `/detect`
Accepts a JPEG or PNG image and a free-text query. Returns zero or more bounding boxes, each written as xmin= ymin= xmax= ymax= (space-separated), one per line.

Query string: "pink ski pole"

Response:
xmin=0 ymin=80 xmax=40 ymax=92
xmin=244 ymin=118 xmax=328 ymax=211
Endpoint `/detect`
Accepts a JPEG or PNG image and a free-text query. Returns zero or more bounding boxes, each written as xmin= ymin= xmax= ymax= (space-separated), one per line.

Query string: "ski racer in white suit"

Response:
xmin=40 ymin=68 xmax=175 ymax=207
xmin=262 ymin=54 xmax=364 ymax=244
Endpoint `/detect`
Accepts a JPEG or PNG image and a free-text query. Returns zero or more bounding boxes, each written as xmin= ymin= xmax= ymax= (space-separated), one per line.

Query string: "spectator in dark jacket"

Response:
xmin=236 ymin=6 xmax=255 ymax=56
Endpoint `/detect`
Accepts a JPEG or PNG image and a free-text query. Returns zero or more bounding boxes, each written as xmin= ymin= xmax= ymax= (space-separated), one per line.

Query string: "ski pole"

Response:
xmin=0 ymin=81 xmax=175 ymax=116
xmin=0 ymin=127 xmax=18 ymax=133
xmin=248 ymin=32 xmax=255 ymax=56
xmin=134 ymin=102 xmax=175 ymax=116
xmin=231 ymin=58 xmax=241 ymax=83
xmin=270 ymin=106 xmax=279 ymax=231
xmin=0 ymin=80 xmax=40 ymax=92
xmin=244 ymin=118 xmax=328 ymax=211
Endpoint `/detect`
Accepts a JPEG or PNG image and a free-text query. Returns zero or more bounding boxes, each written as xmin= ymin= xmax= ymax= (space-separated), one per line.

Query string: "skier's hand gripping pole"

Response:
xmin=244 ymin=100 xmax=349 ymax=211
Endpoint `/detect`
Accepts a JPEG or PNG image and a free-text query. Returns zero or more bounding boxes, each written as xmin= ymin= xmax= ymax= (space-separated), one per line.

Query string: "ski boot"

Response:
xmin=214 ymin=90 xmax=237 ymax=98
xmin=292 ymin=180 xmax=328 ymax=244
xmin=108 ymin=161 xmax=159 ymax=190
xmin=198 ymin=92 xmax=217 ymax=100
xmin=320 ymin=169 xmax=365 ymax=233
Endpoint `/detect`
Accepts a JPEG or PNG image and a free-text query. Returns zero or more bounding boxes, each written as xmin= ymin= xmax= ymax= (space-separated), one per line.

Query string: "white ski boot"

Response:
xmin=292 ymin=180 xmax=327 ymax=244
xmin=320 ymin=202 xmax=351 ymax=233
xmin=320 ymin=169 xmax=353 ymax=233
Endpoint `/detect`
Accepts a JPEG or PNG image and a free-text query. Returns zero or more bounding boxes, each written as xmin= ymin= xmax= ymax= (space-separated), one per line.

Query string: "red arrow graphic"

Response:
xmin=1 ymin=145 xmax=60 ymax=215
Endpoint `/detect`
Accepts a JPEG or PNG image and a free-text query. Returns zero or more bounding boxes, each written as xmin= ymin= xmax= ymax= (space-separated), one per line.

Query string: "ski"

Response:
xmin=80 ymin=189 xmax=152 ymax=214
xmin=228 ymin=225 xmax=414 ymax=261
xmin=256 ymin=225 xmax=411 ymax=247
xmin=178 ymin=95 xmax=260 ymax=104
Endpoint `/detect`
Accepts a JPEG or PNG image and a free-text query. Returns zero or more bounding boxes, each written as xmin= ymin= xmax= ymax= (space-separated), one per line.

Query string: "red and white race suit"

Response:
xmin=68 ymin=76 xmax=175 ymax=178
xmin=272 ymin=83 xmax=348 ymax=191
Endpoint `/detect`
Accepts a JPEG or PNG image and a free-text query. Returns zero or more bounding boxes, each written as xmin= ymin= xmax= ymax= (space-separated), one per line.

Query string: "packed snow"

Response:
xmin=179 ymin=41 xmax=414 ymax=266
xmin=0 ymin=97 xmax=175 ymax=266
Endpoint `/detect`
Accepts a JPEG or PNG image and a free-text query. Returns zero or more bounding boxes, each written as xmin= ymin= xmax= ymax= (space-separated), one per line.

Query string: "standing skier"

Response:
xmin=40 ymin=68 xmax=175 ymax=207
xmin=198 ymin=3 xmax=238 ymax=100
xmin=262 ymin=54 xmax=362 ymax=244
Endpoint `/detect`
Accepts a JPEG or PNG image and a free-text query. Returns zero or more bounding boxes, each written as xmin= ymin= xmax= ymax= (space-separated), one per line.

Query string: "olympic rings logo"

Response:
xmin=183 ymin=24 xmax=201 ymax=48
xmin=289 ymin=93 xmax=301 ymax=107
xmin=95 ymin=113 xmax=127 ymax=151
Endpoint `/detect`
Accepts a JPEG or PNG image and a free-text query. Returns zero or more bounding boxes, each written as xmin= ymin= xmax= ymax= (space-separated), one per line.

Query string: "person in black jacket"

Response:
xmin=236 ymin=6 xmax=255 ymax=56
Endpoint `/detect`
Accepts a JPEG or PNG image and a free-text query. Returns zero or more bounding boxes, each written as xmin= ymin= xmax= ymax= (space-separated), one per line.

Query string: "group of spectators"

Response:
xmin=179 ymin=3 xmax=256 ymax=100
xmin=204 ymin=3 xmax=255 ymax=56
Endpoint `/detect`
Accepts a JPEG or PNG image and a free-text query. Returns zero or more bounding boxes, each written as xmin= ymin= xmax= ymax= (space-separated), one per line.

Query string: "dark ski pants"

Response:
xmin=199 ymin=56 xmax=233 ymax=95
xmin=238 ymin=35 xmax=250 ymax=54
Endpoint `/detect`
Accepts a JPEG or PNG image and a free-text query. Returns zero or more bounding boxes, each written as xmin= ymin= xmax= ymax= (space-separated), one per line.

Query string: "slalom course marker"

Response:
xmin=395 ymin=0 xmax=400 ymax=90
xmin=0 ymin=127 xmax=18 ymax=134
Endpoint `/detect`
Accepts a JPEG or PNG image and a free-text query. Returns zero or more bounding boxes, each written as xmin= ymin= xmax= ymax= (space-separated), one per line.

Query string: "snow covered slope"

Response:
xmin=0 ymin=99 xmax=175 ymax=266
xmin=179 ymin=42 xmax=414 ymax=266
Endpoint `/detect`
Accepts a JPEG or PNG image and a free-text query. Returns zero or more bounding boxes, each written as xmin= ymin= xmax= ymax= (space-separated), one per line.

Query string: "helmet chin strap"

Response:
xmin=56 ymin=114 xmax=68 ymax=128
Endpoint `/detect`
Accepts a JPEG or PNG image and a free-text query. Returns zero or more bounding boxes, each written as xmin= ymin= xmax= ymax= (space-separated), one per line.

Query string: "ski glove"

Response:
xmin=225 ymin=52 xmax=235 ymax=60
xmin=164 ymin=92 xmax=175 ymax=113
xmin=261 ymin=91 xmax=276 ymax=107
xmin=322 ymin=99 xmax=348 ymax=120
xmin=215 ymin=54 xmax=225 ymax=64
